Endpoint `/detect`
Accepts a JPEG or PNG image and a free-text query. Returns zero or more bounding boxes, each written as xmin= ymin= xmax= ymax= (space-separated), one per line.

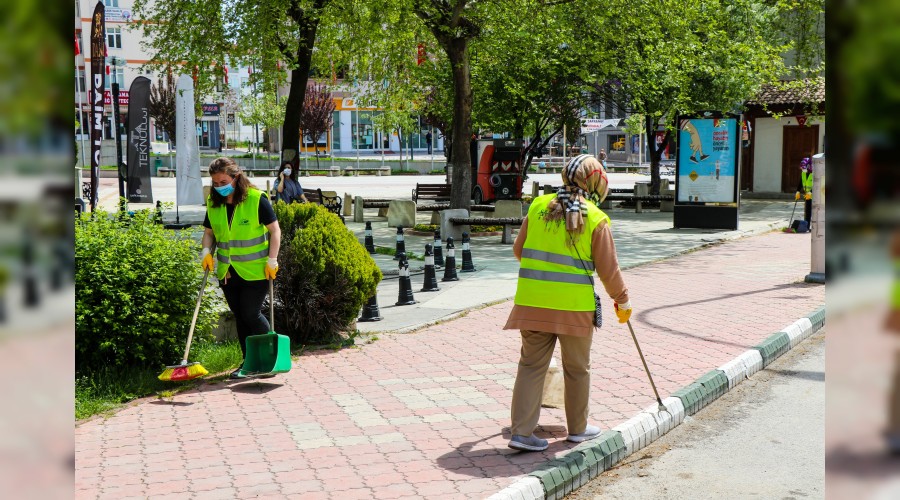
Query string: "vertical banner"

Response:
xmin=89 ymin=2 xmax=105 ymax=211
xmin=126 ymin=76 xmax=153 ymax=203
xmin=175 ymin=74 xmax=204 ymax=205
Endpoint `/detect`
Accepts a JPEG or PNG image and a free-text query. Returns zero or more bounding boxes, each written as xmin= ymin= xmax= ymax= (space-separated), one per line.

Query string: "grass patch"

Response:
xmin=75 ymin=340 xmax=244 ymax=421
xmin=373 ymin=246 xmax=424 ymax=261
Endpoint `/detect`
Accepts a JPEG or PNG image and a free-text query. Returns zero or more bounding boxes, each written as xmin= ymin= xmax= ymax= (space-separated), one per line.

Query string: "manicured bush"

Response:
xmin=75 ymin=210 xmax=221 ymax=373
xmin=271 ymin=202 xmax=381 ymax=344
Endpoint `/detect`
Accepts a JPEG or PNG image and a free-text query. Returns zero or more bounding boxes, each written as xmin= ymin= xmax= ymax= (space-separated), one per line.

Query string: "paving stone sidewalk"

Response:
xmin=75 ymin=231 xmax=823 ymax=499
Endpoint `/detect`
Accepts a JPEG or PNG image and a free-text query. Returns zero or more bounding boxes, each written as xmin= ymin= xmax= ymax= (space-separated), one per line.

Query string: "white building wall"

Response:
xmin=752 ymin=116 xmax=825 ymax=193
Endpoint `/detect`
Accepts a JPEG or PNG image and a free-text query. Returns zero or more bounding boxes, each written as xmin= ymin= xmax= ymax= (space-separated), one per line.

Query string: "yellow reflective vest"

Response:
xmin=207 ymin=188 xmax=269 ymax=281
xmin=894 ymin=261 xmax=900 ymax=310
xmin=802 ymin=171 xmax=813 ymax=193
xmin=514 ymin=194 xmax=610 ymax=311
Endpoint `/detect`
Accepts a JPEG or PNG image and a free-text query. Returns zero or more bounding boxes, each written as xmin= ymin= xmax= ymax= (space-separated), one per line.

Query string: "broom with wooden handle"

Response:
xmin=158 ymin=268 xmax=210 ymax=382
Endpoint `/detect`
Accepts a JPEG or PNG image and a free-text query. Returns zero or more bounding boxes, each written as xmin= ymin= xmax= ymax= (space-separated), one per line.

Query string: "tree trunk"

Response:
xmin=646 ymin=116 xmax=671 ymax=195
xmin=281 ymin=15 xmax=319 ymax=167
xmin=445 ymin=38 xmax=473 ymax=209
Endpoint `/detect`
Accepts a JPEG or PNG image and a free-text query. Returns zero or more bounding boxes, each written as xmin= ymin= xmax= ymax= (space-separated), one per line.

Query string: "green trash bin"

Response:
xmin=152 ymin=157 xmax=162 ymax=177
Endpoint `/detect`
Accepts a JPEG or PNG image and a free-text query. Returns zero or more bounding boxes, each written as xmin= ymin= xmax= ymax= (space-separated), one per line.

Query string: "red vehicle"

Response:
xmin=471 ymin=138 xmax=525 ymax=204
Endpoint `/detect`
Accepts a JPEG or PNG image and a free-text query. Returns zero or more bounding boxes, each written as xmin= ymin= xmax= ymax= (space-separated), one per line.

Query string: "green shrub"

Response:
xmin=75 ymin=209 xmax=221 ymax=373
xmin=272 ymin=203 xmax=382 ymax=344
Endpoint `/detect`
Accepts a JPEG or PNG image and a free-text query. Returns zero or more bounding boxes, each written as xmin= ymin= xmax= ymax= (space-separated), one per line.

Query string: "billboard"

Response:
xmin=676 ymin=117 xmax=739 ymax=204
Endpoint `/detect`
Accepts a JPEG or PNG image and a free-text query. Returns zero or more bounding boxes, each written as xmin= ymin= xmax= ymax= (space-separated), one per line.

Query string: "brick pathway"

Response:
xmin=75 ymin=231 xmax=823 ymax=499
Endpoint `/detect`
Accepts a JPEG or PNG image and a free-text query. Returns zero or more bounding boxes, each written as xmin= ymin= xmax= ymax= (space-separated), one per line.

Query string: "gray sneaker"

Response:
xmin=508 ymin=434 xmax=549 ymax=452
xmin=567 ymin=424 xmax=602 ymax=443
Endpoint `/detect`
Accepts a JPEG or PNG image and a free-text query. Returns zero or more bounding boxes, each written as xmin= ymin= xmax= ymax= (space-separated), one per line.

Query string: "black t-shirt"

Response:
xmin=203 ymin=193 xmax=277 ymax=229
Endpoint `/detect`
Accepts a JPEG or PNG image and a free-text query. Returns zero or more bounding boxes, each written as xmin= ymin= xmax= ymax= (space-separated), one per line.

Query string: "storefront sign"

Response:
xmin=201 ymin=103 xmax=220 ymax=115
xmin=103 ymin=89 xmax=129 ymax=105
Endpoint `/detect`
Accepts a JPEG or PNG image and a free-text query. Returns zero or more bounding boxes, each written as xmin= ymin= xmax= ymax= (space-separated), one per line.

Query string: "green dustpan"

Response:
xmin=242 ymin=279 xmax=292 ymax=377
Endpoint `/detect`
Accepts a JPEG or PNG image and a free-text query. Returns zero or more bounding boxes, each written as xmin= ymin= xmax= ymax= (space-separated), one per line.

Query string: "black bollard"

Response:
xmin=432 ymin=230 xmax=444 ymax=267
xmin=421 ymin=244 xmax=440 ymax=292
xmin=395 ymin=253 xmax=417 ymax=305
xmin=394 ymin=226 xmax=406 ymax=260
xmin=461 ymin=232 xmax=475 ymax=272
xmin=442 ymin=237 xmax=459 ymax=282
xmin=22 ymin=235 xmax=38 ymax=308
xmin=358 ymin=293 xmax=383 ymax=322
xmin=364 ymin=221 xmax=376 ymax=254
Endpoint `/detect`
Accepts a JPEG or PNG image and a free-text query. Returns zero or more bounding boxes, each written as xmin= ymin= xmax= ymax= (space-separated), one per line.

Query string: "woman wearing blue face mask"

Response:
xmin=273 ymin=161 xmax=308 ymax=204
xmin=201 ymin=157 xmax=281 ymax=379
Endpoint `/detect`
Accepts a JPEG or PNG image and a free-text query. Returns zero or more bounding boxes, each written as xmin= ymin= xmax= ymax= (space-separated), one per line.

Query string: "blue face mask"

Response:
xmin=214 ymin=180 xmax=235 ymax=197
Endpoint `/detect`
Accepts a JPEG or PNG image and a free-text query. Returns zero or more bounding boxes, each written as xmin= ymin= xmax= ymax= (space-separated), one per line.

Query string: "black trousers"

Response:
xmin=804 ymin=198 xmax=812 ymax=222
xmin=220 ymin=274 xmax=270 ymax=362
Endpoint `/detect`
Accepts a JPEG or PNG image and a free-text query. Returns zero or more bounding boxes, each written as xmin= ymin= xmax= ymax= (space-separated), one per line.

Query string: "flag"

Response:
xmin=75 ymin=33 xmax=80 ymax=56
xmin=126 ymin=77 xmax=153 ymax=203
xmin=223 ymin=65 xmax=228 ymax=84
xmin=89 ymin=1 xmax=106 ymax=211
xmin=175 ymin=75 xmax=204 ymax=205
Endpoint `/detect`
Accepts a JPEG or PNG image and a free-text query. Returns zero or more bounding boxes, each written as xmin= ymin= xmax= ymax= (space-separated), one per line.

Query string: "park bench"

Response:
xmin=449 ymin=216 xmax=524 ymax=244
xmin=303 ymin=188 xmax=344 ymax=222
xmin=531 ymin=183 xmax=672 ymax=213
xmin=344 ymin=166 xmax=391 ymax=176
xmin=412 ymin=183 xmax=451 ymax=203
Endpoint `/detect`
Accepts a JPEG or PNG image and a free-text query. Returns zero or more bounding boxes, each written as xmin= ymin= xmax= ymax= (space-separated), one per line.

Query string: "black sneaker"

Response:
xmin=229 ymin=368 xmax=246 ymax=379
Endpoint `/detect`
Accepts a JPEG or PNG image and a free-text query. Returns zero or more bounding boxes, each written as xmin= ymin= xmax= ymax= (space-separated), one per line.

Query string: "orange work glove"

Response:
xmin=614 ymin=301 xmax=632 ymax=324
xmin=804 ymin=192 xmax=812 ymax=201
xmin=265 ymin=257 xmax=278 ymax=280
xmin=200 ymin=247 xmax=215 ymax=272
xmin=794 ymin=191 xmax=801 ymax=201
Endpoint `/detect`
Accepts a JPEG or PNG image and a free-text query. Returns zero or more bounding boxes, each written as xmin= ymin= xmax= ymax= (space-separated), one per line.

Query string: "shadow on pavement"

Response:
xmin=826 ymin=446 xmax=900 ymax=479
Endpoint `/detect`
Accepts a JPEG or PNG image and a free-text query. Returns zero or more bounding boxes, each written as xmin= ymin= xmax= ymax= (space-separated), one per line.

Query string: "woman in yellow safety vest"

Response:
xmin=504 ymin=154 xmax=631 ymax=452
xmin=200 ymin=157 xmax=281 ymax=379
xmin=796 ymin=157 xmax=814 ymax=222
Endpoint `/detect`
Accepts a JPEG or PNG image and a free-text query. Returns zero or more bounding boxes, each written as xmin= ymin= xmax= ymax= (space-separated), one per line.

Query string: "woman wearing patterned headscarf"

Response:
xmin=503 ymin=154 xmax=631 ymax=452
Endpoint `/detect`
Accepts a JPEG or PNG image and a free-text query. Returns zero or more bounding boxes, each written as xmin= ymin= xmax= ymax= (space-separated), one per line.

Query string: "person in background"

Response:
xmin=274 ymin=161 xmax=308 ymax=204
xmin=426 ymin=130 xmax=433 ymax=155
xmin=504 ymin=154 xmax=631 ymax=451
xmin=201 ymin=157 xmax=281 ymax=379
xmin=597 ymin=148 xmax=608 ymax=168
xmin=795 ymin=157 xmax=813 ymax=223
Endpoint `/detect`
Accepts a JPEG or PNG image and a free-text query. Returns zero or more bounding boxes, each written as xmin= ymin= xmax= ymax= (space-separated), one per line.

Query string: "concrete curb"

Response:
xmin=488 ymin=305 xmax=825 ymax=500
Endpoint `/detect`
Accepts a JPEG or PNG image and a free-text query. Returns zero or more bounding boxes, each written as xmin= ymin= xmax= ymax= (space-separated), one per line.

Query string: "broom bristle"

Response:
xmin=158 ymin=362 xmax=208 ymax=382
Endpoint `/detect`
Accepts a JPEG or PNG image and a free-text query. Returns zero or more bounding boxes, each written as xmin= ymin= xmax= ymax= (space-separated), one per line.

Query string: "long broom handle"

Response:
xmin=626 ymin=319 xmax=664 ymax=405
xmin=182 ymin=268 xmax=210 ymax=363
xmin=269 ymin=277 xmax=275 ymax=331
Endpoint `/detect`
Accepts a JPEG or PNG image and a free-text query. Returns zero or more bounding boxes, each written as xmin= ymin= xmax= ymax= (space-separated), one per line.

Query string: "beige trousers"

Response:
xmin=510 ymin=329 xmax=593 ymax=436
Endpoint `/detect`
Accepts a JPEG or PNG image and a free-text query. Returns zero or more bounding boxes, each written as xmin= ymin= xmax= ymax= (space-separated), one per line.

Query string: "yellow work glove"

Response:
xmin=794 ymin=191 xmax=801 ymax=201
xmin=265 ymin=257 xmax=279 ymax=280
xmin=614 ymin=301 xmax=632 ymax=324
xmin=804 ymin=192 xmax=812 ymax=201
xmin=200 ymin=247 xmax=215 ymax=272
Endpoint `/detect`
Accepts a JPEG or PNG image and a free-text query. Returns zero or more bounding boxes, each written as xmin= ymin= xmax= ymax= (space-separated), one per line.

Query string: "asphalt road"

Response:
xmin=566 ymin=330 xmax=825 ymax=500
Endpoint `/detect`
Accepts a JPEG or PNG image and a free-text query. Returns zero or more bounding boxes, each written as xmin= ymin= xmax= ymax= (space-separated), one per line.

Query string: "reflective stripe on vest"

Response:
xmin=207 ymin=188 xmax=269 ymax=281
xmin=514 ymin=194 xmax=610 ymax=312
